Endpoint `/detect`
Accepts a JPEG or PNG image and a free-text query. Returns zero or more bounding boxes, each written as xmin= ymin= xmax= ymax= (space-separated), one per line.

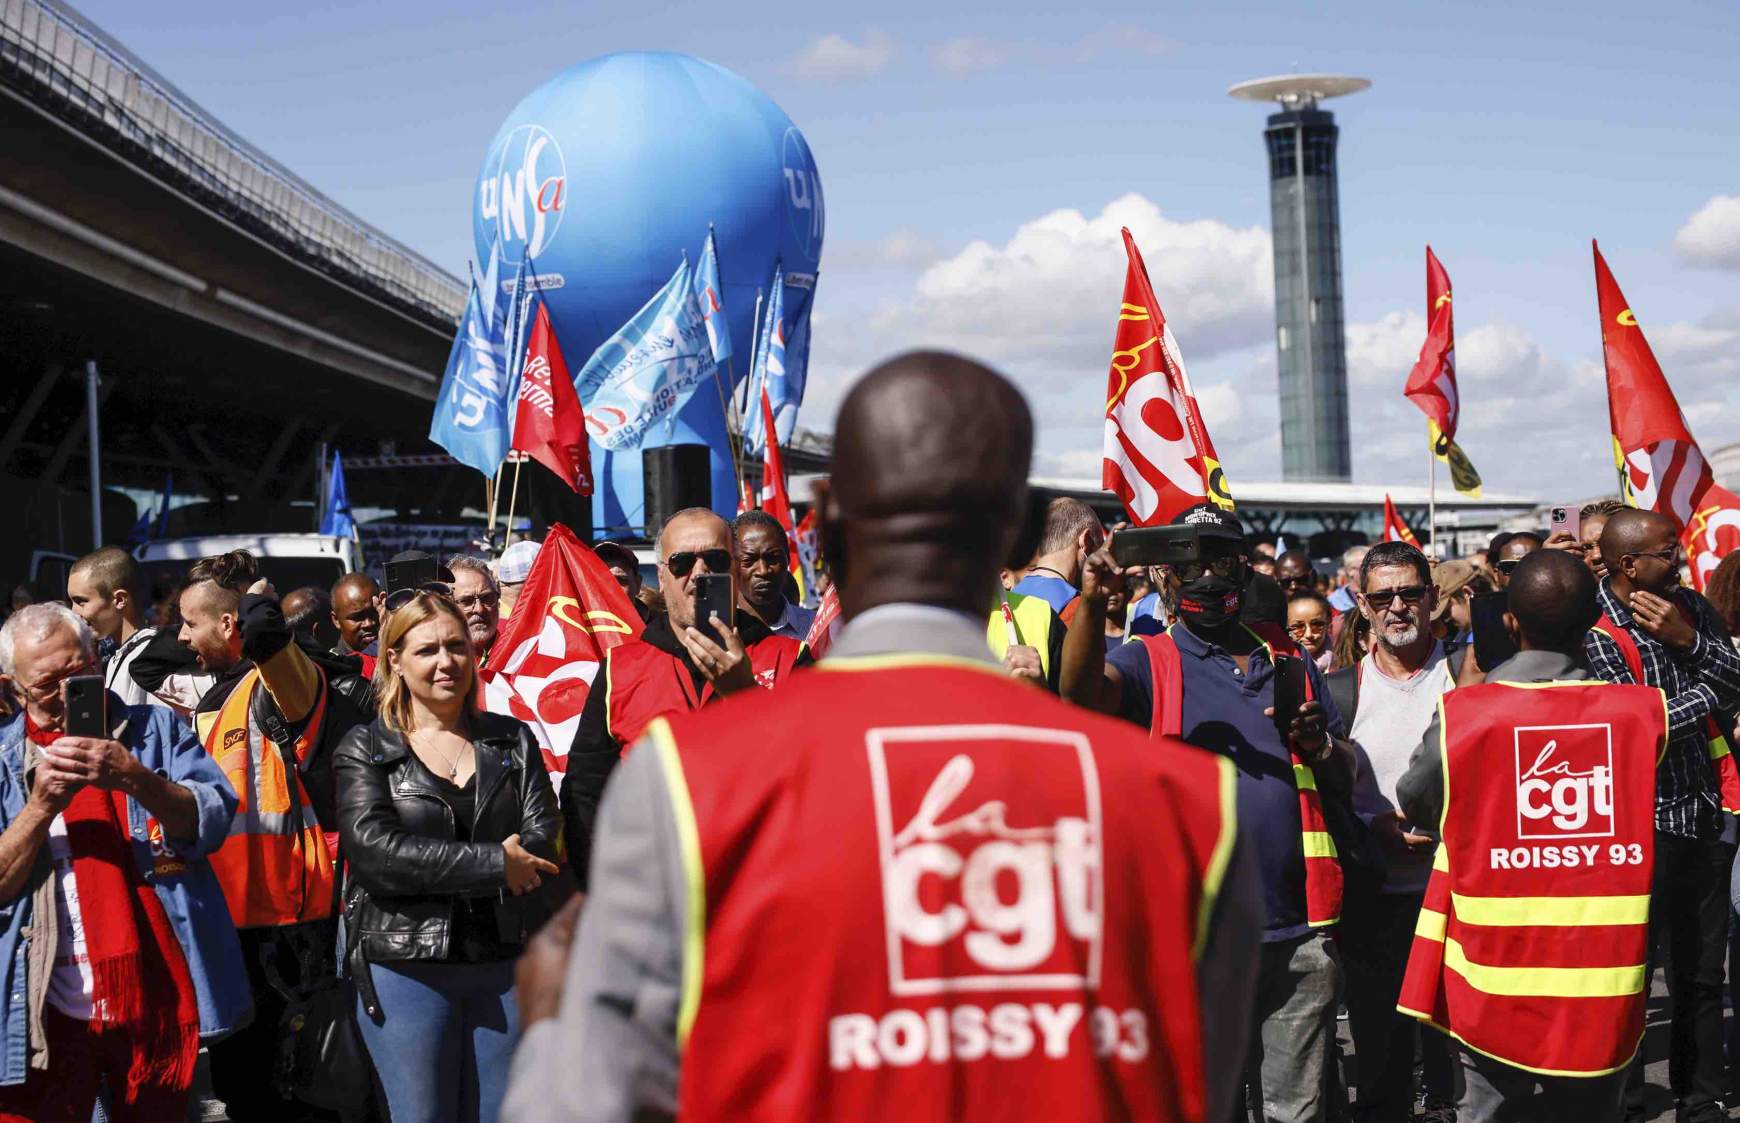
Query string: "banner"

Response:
xmin=804 ymin=584 xmax=843 ymax=659
xmin=320 ymin=451 xmax=356 ymax=539
xmin=1381 ymin=493 xmax=1420 ymax=548
xmin=430 ymin=245 xmax=516 ymax=476
xmin=574 ymin=259 xmax=719 ymax=452
xmin=756 ymin=386 xmax=803 ymax=596
xmin=1102 ymin=228 xmax=1233 ymax=526
xmin=742 ymin=262 xmax=786 ymax=455
xmin=481 ymin=524 xmax=645 ymax=783
xmin=695 ymin=227 xmax=733 ymax=366
xmin=1594 ymin=242 xmax=1740 ymax=589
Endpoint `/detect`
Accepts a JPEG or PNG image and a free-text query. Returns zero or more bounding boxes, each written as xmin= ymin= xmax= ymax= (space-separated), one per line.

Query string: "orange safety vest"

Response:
xmin=1591 ymin=613 xmax=1740 ymax=813
xmin=1140 ymin=621 xmax=1342 ymax=928
xmin=198 ymin=669 xmax=335 ymax=928
xmin=1397 ymin=679 xmax=1667 ymax=1075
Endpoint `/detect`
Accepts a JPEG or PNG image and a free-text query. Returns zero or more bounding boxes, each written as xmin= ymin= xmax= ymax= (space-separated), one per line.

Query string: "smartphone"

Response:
xmin=1108 ymin=525 xmax=1202 ymax=568
xmin=1470 ymin=590 xmax=1518 ymax=672
xmin=62 ymin=675 xmax=106 ymax=738
xmin=383 ymin=555 xmax=438 ymax=598
xmin=1271 ymin=654 xmax=1307 ymax=741
xmin=1549 ymin=504 xmax=1580 ymax=541
xmin=693 ymin=574 xmax=734 ymax=643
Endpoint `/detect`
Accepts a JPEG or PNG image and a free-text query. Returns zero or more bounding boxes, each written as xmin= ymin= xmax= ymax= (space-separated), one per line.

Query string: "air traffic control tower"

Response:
xmin=1230 ymin=75 xmax=1369 ymax=482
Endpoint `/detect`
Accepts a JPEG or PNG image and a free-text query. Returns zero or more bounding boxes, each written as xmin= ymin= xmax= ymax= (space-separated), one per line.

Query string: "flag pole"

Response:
xmin=486 ymin=462 xmax=504 ymax=544
xmin=504 ymin=456 xmax=524 ymax=542
xmin=1426 ymin=423 xmax=1438 ymax=559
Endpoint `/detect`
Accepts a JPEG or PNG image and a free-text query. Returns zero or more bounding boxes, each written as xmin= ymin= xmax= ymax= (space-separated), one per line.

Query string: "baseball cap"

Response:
xmin=1170 ymin=502 xmax=1245 ymax=542
xmin=1431 ymin=559 xmax=1477 ymax=621
xmin=592 ymin=540 xmax=637 ymax=569
xmin=495 ymin=540 xmax=541 ymax=585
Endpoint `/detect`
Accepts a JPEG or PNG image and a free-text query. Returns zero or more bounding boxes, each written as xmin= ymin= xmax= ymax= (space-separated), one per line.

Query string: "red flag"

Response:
xmin=511 ymin=302 xmax=592 ymax=494
xmin=1595 ymin=242 xmax=1740 ymax=589
xmin=1102 ymin=229 xmax=1234 ymax=526
xmin=480 ymin=524 xmax=644 ymax=782
xmin=804 ymin=585 xmax=842 ymax=658
xmin=1403 ymin=246 xmax=1460 ymax=446
xmin=1381 ymin=494 xmax=1421 ymax=548
xmin=757 ymin=387 xmax=801 ymax=569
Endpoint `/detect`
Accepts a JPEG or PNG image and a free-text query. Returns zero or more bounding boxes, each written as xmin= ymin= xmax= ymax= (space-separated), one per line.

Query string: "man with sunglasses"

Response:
xmin=1490 ymin=531 xmax=1542 ymax=590
xmin=559 ymin=508 xmax=808 ymax=886
xmin=1326 ymin=541 xmax=1460 ymax=1123
xmin=1062 ymin=503 xmax=1353 ymax=1123
xmin=1585 ymin=509 xmax=1740 ymax=1123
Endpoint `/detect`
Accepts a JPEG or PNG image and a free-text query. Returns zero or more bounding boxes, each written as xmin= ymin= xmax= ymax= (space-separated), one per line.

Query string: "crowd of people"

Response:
xmin=2 ymin=351 xmax=1740 ymax=1122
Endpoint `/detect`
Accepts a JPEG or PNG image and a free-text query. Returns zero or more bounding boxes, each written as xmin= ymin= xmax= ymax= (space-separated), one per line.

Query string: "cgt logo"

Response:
xmin=1513 ymin=723 xmax=1615 ymax=840
xmin=866 ymin=725 xmax=1103 ymax=997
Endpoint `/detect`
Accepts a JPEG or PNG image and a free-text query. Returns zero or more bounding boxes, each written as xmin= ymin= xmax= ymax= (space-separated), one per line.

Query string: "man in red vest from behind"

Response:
xmin=503 ymin=351 xmax=1263 ymax=1123
xmin=1396 ymin=550 xmax=1667 ymax=1121
xmin=560 ymin=507 xmax=808 ymax=883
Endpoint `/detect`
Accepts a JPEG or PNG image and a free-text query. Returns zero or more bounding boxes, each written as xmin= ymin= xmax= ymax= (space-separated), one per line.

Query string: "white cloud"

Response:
xmin=932 ymin=37 xmax=1005 ymax=76
xmin=793 ymin=31 xmax=896 ymax=81
xmin=1673 ymin=195 xmax=1740 ymax=270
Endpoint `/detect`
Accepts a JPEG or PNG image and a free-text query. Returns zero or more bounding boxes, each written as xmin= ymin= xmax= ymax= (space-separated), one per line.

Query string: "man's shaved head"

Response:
xmin=1599 ymin=508 xmax=1676 ymax=570
xmin=1508 ymin=549 xmax=1599 ymax=653
xmin=819 ymin=351 xmax=1032 ymax=619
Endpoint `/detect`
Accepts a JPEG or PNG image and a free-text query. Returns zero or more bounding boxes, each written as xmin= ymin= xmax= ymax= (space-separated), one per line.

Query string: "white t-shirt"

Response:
xmin=44 ymin=815 xmax=94 ymax=1019
xmin=1348 ymin=643 xmax=1458 ymax=894
xmin=103 ymin=627 xmax=214 ymax=717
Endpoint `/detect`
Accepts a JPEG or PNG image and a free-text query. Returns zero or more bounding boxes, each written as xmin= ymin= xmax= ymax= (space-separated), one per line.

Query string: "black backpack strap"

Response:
xmin=1326 ymin=664 xmax=1360 ymax=730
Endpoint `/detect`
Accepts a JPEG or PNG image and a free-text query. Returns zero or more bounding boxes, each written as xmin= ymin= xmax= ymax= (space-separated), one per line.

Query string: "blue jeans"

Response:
xmin=356 ymin=958 xmax=520 ymax=1123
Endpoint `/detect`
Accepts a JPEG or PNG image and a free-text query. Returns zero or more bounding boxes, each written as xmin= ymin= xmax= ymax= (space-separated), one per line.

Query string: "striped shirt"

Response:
xmin=1584 ymin=579 xmax=1740 ymax=839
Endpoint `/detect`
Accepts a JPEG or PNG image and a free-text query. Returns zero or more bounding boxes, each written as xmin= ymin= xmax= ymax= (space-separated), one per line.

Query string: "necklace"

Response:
xmin=1029 ymin=565 xmax=1071 ymax=582
xmin=415 ymin=730 xmax=466 ymax=780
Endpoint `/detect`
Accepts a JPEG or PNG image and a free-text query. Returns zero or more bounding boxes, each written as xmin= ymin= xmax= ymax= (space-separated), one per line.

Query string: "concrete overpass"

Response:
xmin=0 ymin=0 xmax=496 ymax=576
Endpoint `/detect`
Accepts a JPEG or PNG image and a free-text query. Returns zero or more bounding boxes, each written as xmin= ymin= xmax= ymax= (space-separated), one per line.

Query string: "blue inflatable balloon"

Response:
xmin=472 ymin=51 xmax=824 ymax=534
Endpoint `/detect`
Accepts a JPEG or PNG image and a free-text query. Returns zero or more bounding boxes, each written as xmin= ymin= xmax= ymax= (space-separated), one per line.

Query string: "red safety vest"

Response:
xmin=1397 ymin=680 xmax=1666 ymax=1076
xmin=605 ymin=632 xmax=804 ymax=752
xmin=652 ymin=655 xmax=1238 ymax=1122
xmin=1140 ymin=621 xmax=1342 ymax=928
xmin=1591 ymin=613 xmax=1740 ymax=813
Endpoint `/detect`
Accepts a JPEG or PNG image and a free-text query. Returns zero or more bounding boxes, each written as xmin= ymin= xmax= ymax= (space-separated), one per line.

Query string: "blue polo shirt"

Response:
xmin=1011 ymin=572 xmax=1077 ymax=616
xmin=1107 ymin=625 xmax=1346 ymax=942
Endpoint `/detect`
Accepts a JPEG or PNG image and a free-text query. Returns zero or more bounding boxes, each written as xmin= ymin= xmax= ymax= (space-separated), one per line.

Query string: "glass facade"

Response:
xmin=1264 ymin=109 xmax=1351 ymax=482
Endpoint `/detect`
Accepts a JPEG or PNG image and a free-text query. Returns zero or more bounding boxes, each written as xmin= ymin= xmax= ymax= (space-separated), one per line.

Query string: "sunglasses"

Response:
xmin=1362 ymin=585 xmax=1430 ymax=607
xmin=1172 ymin=556 xmax=1244 ymax=582
xmin=1495 ymin=559 xmax=1522 ymax=575
xmin=1627 ymin=547 xmax=1680 ymax=564
xmin=385 ymin=582 xmax=453 ymax=612
xmin=663 ymin=549 xmax=732 ymax=578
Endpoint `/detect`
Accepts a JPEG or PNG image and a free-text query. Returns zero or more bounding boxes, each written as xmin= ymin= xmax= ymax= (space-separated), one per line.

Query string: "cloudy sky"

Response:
xmin=76 ymin=0 xmax=1740 ymax=501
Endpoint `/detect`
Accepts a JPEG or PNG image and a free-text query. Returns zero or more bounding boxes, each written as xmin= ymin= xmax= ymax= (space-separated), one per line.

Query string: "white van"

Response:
xmin=135 ymin=534 xmax=357 ymax=596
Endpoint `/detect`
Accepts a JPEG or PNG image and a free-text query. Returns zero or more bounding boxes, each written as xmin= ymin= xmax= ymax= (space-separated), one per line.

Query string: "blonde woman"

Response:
xmin=334 ymin=592 xmax=559 ymax=1123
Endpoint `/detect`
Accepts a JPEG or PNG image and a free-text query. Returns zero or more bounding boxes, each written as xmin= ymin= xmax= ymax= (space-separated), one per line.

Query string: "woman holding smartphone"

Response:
xmin=335 ymin=592 xmax=560 ymax=1123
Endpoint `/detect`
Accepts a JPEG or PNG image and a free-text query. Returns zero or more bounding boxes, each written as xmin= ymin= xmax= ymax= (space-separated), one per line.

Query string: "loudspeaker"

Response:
xmin=642 ymin=445 xmax=713 ymax=532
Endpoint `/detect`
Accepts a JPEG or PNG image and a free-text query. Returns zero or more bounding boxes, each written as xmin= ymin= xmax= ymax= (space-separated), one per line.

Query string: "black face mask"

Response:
xmin=1177 ymin=575 xmax=1242 ymax=630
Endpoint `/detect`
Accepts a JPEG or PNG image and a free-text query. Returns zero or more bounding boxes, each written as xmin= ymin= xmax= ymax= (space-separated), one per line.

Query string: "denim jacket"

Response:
xmin=0 ymin=703 xmax=252 ymax=1085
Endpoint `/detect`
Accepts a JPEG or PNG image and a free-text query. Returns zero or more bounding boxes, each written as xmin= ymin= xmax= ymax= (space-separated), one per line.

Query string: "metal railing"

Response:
xmin=0 ymin=0 xmax=467 ymax=327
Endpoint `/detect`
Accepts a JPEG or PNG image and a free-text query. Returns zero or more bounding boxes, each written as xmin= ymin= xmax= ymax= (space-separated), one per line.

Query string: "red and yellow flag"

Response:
xmin=1382 ymin=494 xmax=1421 ymax=548
xmin=1594 ymin=241 xmax=1740 ymax=590
xmin=1101 ymin=229 xmax=1232 ymax=526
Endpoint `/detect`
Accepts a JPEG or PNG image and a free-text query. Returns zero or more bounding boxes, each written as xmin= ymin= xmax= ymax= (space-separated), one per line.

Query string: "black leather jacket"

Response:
xmin=334 ymin=711 xmax=560 ymax=1012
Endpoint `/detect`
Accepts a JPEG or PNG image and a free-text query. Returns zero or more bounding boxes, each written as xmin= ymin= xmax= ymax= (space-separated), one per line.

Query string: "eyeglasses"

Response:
xmin=385 ymin=582 xmax=453 ymax=612
xmin=16 ymin=659 xmax=95 ymax=702
xmin=1362 ymin=585 xmax=1430 ymax=607
xmin=1172 ymin=555 xmax=1244 ymax=582
xmin=1494 ymin=559 xmax=1522 ymax=575
xmin=663 ymin=549 xmax=731 ymax=577
xmin=1285 ymin=620 xmax=1328 ymax=636
xmin=1627 ymin=547 xmax=1680 ymax=564
xmin=453 ymin=591 xmax=500 ymax=611
xmin=1278 ymin=574 xmax=1315 ymax=588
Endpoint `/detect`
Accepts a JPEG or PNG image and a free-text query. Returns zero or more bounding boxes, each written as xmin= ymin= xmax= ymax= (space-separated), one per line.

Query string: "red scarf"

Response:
xmin=25 ymin=719 xmax=199 ymax=1100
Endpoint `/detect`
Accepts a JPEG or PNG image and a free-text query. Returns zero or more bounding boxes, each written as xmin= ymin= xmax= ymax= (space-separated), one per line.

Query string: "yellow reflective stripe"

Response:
xmin=1302 ymin=831 xmax=1337 ymax=859
xmin=815 ymin=653 xmax=1010 ymax=677
xmin=1292 ymin=763 xmax=1317 ymax=791
xmin=1707 ymin=736 xmax=1731 ymax=762
xmin=647 ymin=719 xmax=707 ymax=1051
xmin=1432 ymin=846 xmax=1449 ymax=872
xmin=1194 ymin=755 xmax=1239 ymax=961
xmin=1444 ymin=938 xmax=1645 ymax=998
xmin=1416 ymin=907 xmax=1447 ymax=942
xmin=1450 ymin=893 xmax=1649 ymax=928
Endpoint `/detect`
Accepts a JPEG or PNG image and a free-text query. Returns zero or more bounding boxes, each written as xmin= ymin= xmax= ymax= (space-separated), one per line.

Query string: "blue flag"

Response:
xmin=574 ymin=260 xmax=719 ymax=452
xmin=743 ymin=263 xmax=786 ymax=455
xmin=430 ymin=245 xmax=515 ymax=476
xmin=152 ymin=473 xmax=173 ymax=539
xmin=320 ymin=451 xmax=356 ymax=539
xmin=695 ymin=227 xmax=732 ymax=366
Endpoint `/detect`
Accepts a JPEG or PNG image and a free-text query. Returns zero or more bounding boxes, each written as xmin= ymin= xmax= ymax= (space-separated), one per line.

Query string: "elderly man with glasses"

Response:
xmin=558 ymin=508 xmax=810 ymax=886
xmin=447 ymin=555 xmax=503 ymax=662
